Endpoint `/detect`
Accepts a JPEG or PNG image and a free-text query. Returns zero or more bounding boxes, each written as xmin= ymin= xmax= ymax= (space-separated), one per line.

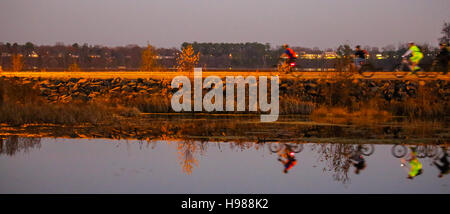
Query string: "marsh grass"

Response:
xmin=0 ymin=78 xmax=138 ymax=125
xmin=0 ymin=102 xmax=112 ymax=125
xmin=0 ymin=76 xmax=448 ymax=126
xmin=385 ymin=87 xmax=448 ymax=119
xmin=280 ymin=96 xmax=314 ymax=114
xmin=311 ymin=105 xmax=391 ymax=124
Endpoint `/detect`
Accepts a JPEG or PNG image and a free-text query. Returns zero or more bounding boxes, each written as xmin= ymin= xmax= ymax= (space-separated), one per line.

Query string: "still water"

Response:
xmin=1 ymin=137 xmax=448 ymax=193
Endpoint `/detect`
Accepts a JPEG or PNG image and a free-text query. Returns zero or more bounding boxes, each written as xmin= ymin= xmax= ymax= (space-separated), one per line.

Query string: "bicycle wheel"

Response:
xmin=425 ymin=146 xmax=438 ymax=158
xmin=277 ymin=59 xmax=290 ymax=74
xmin=342 ymin=145 xmax=354 ymax=156
xmin=361 ymin=144 xmax=375 ymax=156
xmin=414 ymin=71 xmax=428 ymax=78
xmin=359 ymin=64 xmax=375 ymax=78
xmin=394 ymin=70 xmax=408 ymax=78
xmin=426 ymin=60 xmax=441 ymax=78
xmin=415 ymin=146 xmax=427 ymax=158
xmin=391 ymin=145 xmax=407 ymax=158
xmin=269 ymin=143 xmax=282 ymax=153
xmin=426 ymin=71 xmax=438 ymax=78
xmin=289 ymin=143 xmax=304 ymax=153
xmin=393 ymin=63 xmax=408 ymax=78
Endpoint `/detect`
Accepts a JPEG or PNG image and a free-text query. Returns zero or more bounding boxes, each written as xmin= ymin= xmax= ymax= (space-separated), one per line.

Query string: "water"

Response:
xmin=1 ymin=137 xmax=448 ymax=193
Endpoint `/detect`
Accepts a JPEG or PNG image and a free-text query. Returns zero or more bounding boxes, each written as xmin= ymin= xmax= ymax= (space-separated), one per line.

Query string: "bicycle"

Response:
xmin=277 ymin=57 xmax=298 ymax=74
xmin=356 ymin=59 xmax=376 ymax=78
xmin=269 ymin=142 xmax=304 ymax=154
xmin=424 ymin=59 xmax=449 ymax=78
xmin=393 ymin=57 xmax=430 ymax=78
xmin=343 ymin=144 xmax=375 ymax=156
xmin=391 ymin=144 xmax=439 ymax=158
xmin=339 ymin=59 xmax=376 ymax=78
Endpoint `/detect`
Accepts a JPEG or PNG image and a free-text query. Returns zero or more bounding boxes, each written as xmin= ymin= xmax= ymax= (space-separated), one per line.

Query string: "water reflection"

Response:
xmin=176 ymin=140 xmax=204 ymax=175
xmin=268 ymin=142 xmax=303 ymax=174
xmin=400 ymin=147 xmax=424 ymax=179
xmin=434 ymin=149 xmax=449 ymax=178
xmin=1 ymin=136 xmax=449 ymax=193
xmin=0 ymin=136 xmax=41 ymax=156
xmin=347 ymin=145 xmax=372 ymax=175
xmin=393 ymin=145 xmax=449 ymax=179
xmin=0 ymin=115 xmax=448 ymax=144
xmin=311 ymin=144 xmax=352 ymax=183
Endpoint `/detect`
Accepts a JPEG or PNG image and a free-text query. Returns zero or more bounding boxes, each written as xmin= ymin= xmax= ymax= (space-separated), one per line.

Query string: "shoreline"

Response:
xmin=2 ymin=71 xmax=450 ymax=80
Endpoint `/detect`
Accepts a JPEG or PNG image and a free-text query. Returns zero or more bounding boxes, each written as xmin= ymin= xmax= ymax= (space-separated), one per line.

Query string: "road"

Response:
xmin=1 ymin=71 xmax=449 ymax=80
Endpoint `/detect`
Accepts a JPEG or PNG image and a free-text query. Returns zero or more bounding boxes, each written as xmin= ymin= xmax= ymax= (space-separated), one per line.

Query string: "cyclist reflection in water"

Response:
xmin=401 ymin=147 xmax=423 ymax=179
xmin=277 ymin=145 xmax=297 ymax=174
xmin=434 ymin=147 xmax=449 ymax=178
xmin=349 ymin=145 xmax=366 ymax=174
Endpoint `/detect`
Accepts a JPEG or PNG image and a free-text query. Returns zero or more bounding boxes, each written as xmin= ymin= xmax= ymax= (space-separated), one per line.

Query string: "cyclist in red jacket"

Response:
xmin=278 ymin=145 xmax=297 ymax=174
xmin=281 ymin=44 xmax=298 ymax=67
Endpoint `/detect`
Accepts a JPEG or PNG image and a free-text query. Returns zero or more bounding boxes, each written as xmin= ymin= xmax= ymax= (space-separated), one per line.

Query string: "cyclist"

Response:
xmin=401 ymin=42 xmax=424 ymax=73
xmin=436 ymin=42 xmax=449 ymax=74
xmin=348 ymin=145 xmax=366 ymax=174
xmin=281 ymin=44 xmax=298 ymax=68
xmin=433 ymin=147 xmax=449 ymax=178
xmin=277 ymin=145 xmax=297 ymax=174
xmin=354 ymin=45 xmax=368 ymax=70
xmin=401 ymin=148 xmax=423 ymax=179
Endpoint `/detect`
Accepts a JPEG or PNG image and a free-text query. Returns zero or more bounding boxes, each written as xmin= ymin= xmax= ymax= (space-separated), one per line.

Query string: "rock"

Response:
xmin=111 ymin=86 xmax=121 ymax=92
xmin=77 ymin=78 xmax=89 ymax=84
xmin=88 ymin=92 xmax=100 ymax=98
xmin=68 ymin=78 xmax=79 ymax=83
xmin=40 ymin=87 xmax=51 ymax=96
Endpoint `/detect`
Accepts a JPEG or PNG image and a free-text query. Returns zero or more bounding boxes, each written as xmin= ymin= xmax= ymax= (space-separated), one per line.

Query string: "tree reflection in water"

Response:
xmin=2 ymin=135 xmax=448 ymax=182
xmin=0 ymin=136 xmax=41 ymax=156
xmin=176 ymin=141 xmax=208 ymax=175
xmin=311 ymin=143 xmax=355 ymax=184
xmin=174 ymin=140 xmax=266 ymax=175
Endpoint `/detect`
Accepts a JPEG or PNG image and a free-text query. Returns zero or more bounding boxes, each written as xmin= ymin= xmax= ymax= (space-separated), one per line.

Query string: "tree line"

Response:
xmin=1 ymin=20 xmax=448 ymax=71
xmin=0 ymin=42 xmax=179 ymax=71
xmin=0 ymin=41 xmax=444 ymax=71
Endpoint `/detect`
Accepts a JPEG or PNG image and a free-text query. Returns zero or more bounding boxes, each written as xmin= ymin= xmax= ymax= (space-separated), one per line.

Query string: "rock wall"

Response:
xmin=2 ymin=76 xmax=449 ymax=108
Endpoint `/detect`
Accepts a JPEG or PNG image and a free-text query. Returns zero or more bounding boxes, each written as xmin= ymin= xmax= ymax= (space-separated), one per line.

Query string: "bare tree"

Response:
xmin=439 ymin=22 xmax=450 ymax=44
xmin=140 ymin=44 xmax=157 ymax=71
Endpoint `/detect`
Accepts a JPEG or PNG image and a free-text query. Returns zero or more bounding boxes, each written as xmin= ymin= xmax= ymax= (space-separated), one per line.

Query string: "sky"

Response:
xmin=0 ymin=0 xmax=449 ymax=49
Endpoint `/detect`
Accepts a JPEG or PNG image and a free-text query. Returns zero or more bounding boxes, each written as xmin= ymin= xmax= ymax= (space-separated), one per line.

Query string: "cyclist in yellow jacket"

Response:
xmin=401 ymin=42 xmax=424 ymax=73
xmin=401 ymin=148 xmax=423 ymax=179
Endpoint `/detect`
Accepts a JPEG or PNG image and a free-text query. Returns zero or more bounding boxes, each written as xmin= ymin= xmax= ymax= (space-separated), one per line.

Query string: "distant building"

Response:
xmin=299 ymin=51 xmax=337 ymax=59
xmin=28 ymin=51 xmax=39 ymax=58
xmin=153 ymin=55 xmax=175 ymax=59
xmin=89 ymin=54 xmax=101 ymax=58
xmin=324 ymin=52 xmax=337 ymax=59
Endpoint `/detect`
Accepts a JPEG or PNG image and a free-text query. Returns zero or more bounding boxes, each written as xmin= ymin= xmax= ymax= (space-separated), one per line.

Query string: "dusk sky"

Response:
xmin=1 ymin=0 xmax=449 ymax=49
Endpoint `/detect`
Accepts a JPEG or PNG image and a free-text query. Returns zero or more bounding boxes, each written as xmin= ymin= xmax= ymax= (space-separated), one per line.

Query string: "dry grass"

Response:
xmin=0 ymin=75 xmax=448 ymax=126
xmin=0 ymin=102 xmax=112 ymax=125
xmin=312 ymin=106 xmax=390 ymax=118
xmin=124 ymin=95 xmax=172 ymax=113
xmin=0 ymin=78 xmax=138 ymax=125
xmin=280 ymin=96 xmax=314 ymax=114
xmin=386 ymin=95 xmax=448 ymax=119
xmin=311 ymin=105 xmax=392 ymax=124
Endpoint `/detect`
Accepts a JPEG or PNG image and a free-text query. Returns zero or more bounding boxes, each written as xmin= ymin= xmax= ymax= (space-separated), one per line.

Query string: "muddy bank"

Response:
xmin=1 ymin=114 xmax=449 ymax=144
